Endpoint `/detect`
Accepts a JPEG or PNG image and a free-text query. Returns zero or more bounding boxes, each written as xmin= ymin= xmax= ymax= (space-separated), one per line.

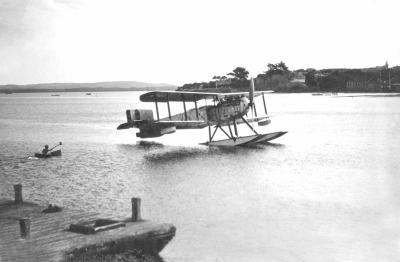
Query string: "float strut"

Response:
xmin=233 ymin=118 xmax=238 ymax=137
xmin=227 ymin=122 xmax=235 ymax=141
xmin=218 ymin=125 xmax=231 ymax=139
xmin=208 ymin=123 xmax=212 ymax=142
xmin=210 ymin=124 xmax=218 ymax=142
xmin=241 ymin=116 xmax=258 ymax=135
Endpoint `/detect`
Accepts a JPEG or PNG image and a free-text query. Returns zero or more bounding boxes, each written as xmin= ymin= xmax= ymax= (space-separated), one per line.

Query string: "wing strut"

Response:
xmin=194 ymin=96 xmax=199 ymax=120
xmin=154 ymin=93 xmax=160 ymax=120
xmin=262 ymin=92 xmax=268 ymax=115
xmin=182 ymin=94 xmax=187 ymax=121
xmin=167 ymin=93 xmax=172 ymax=120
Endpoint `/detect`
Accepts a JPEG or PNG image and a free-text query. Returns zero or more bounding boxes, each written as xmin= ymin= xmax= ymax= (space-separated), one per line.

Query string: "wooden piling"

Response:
xmin=14 ymin=184 xmax=23 ymax=204
xmin=0 ymin=193 xmax=175 ymax=261
xmin=19 ymin=218 xmax=30 ymax=239
xmin=131 ymin=197 xmax=141 ymax=222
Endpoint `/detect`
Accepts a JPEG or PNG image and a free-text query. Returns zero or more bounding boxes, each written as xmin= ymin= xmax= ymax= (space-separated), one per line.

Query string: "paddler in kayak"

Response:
xmin=33 ymin=142 xmax=62 ymax=158
xmin=42 ymin=145 xmax=50 ymax=156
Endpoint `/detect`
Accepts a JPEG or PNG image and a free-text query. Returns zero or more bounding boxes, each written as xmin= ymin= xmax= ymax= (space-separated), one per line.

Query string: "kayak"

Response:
xmin=34 ymin=149 xmax=62 ymax=158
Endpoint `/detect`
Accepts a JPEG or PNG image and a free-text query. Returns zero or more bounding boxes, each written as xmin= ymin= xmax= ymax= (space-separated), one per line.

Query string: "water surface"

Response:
xmin=1 ymin=92 xmax=399 ymax=262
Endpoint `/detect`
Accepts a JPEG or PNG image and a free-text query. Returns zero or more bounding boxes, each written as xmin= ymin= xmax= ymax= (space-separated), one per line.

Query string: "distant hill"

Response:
xmin=0 ymin=81 xmax=176 ymax=93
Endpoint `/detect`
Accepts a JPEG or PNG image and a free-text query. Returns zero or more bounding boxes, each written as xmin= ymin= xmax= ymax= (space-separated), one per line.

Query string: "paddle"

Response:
xmin=48 ymin=142 xmax=62 ymax=152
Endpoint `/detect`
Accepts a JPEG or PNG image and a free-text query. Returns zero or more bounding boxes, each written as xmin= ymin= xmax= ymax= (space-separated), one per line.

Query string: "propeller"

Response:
xmin=248 ymin=78 xmax=257 ymax=121
xmin=249 ymin=78 xmax=255 ymax=105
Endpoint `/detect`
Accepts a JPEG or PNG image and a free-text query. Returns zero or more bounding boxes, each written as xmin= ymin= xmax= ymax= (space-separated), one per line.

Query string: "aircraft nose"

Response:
xmin=241 ymin=96 xmax=249 ymax=105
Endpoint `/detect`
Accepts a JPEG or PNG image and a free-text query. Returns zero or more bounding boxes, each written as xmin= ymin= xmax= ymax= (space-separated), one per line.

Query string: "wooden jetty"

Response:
xmin=0 ymin=185 xmax=175 ymax=262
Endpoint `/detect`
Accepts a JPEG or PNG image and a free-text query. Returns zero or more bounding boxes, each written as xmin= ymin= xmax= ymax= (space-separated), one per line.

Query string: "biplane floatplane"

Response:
xmin=117 ymin=79 xmax=287 ymax=146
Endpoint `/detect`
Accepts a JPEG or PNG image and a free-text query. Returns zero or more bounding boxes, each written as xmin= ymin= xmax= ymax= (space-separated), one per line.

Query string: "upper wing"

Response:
xmin=139 ymin=90 xmax=274 ymax=103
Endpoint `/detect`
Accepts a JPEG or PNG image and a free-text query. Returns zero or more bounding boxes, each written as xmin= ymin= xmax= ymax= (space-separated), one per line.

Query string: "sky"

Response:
xmin=0 ymin=0 xmax=399 ymax=85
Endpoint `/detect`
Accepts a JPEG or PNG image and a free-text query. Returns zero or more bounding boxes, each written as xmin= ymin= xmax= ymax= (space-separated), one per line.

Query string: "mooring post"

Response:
xmin=131 ymin=198 xmax=141 ymax=222
xmin=14 ymin=184 xmax=23 ymax=205
xmin=19 ymin=218 xmax=31 ymax=239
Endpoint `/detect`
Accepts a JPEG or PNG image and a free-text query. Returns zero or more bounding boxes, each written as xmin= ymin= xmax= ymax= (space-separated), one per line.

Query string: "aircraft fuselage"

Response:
xmin=206 ymin=96 xmax=250 ymax=123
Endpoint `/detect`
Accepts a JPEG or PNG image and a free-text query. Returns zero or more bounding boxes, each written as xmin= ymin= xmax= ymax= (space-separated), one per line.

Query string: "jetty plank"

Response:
xmin=0 ymin=199 xmax=175 ymax=262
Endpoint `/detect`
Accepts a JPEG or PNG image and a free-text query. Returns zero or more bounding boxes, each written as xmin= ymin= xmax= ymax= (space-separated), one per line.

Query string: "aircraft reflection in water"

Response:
xmin=117 ymin=79 xmax=287 ymax=146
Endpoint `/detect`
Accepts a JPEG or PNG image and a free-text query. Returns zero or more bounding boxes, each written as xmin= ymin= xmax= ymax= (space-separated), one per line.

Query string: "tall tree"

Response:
xmin=227 ymin=67 xmax=249 ymax=80
xmin=304 ymin=69 xmax=317 ymax=87
xmin=264 ymin=61 xmax=289 ymax=77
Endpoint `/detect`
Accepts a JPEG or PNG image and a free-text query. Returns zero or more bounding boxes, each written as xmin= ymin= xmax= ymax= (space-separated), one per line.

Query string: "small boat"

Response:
xmin=86 ymin=93 xmax=92 ymax=95
xmin=51 ymin=94 xmax=60 ymax=97
xmin=312 ymin=93 xmax=323 ymax=96
xmin=34 ymin=149 xmax=62 ymax=158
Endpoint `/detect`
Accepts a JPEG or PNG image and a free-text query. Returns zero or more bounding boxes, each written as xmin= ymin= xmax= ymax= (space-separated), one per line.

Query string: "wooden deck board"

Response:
xmin=0 ymin=199 xmax=175 ymax=262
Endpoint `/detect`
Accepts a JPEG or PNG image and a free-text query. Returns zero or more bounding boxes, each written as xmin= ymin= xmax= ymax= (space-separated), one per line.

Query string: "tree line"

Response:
xmin=178 ymin=62 xmax=400 ymax=92
xmin=178 ymin=62 xmax=297 ymax=92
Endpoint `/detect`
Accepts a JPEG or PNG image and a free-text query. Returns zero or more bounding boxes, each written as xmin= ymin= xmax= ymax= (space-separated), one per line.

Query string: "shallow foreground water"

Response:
xmin=1 ymin=92 xmax=400 ymax=262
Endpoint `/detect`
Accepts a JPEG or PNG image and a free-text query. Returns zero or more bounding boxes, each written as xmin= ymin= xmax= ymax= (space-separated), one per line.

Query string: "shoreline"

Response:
xmin=2 ymin=89 xmax=400 ymax=95
xmin=1 ymin=87 xmax=175 ymax=94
